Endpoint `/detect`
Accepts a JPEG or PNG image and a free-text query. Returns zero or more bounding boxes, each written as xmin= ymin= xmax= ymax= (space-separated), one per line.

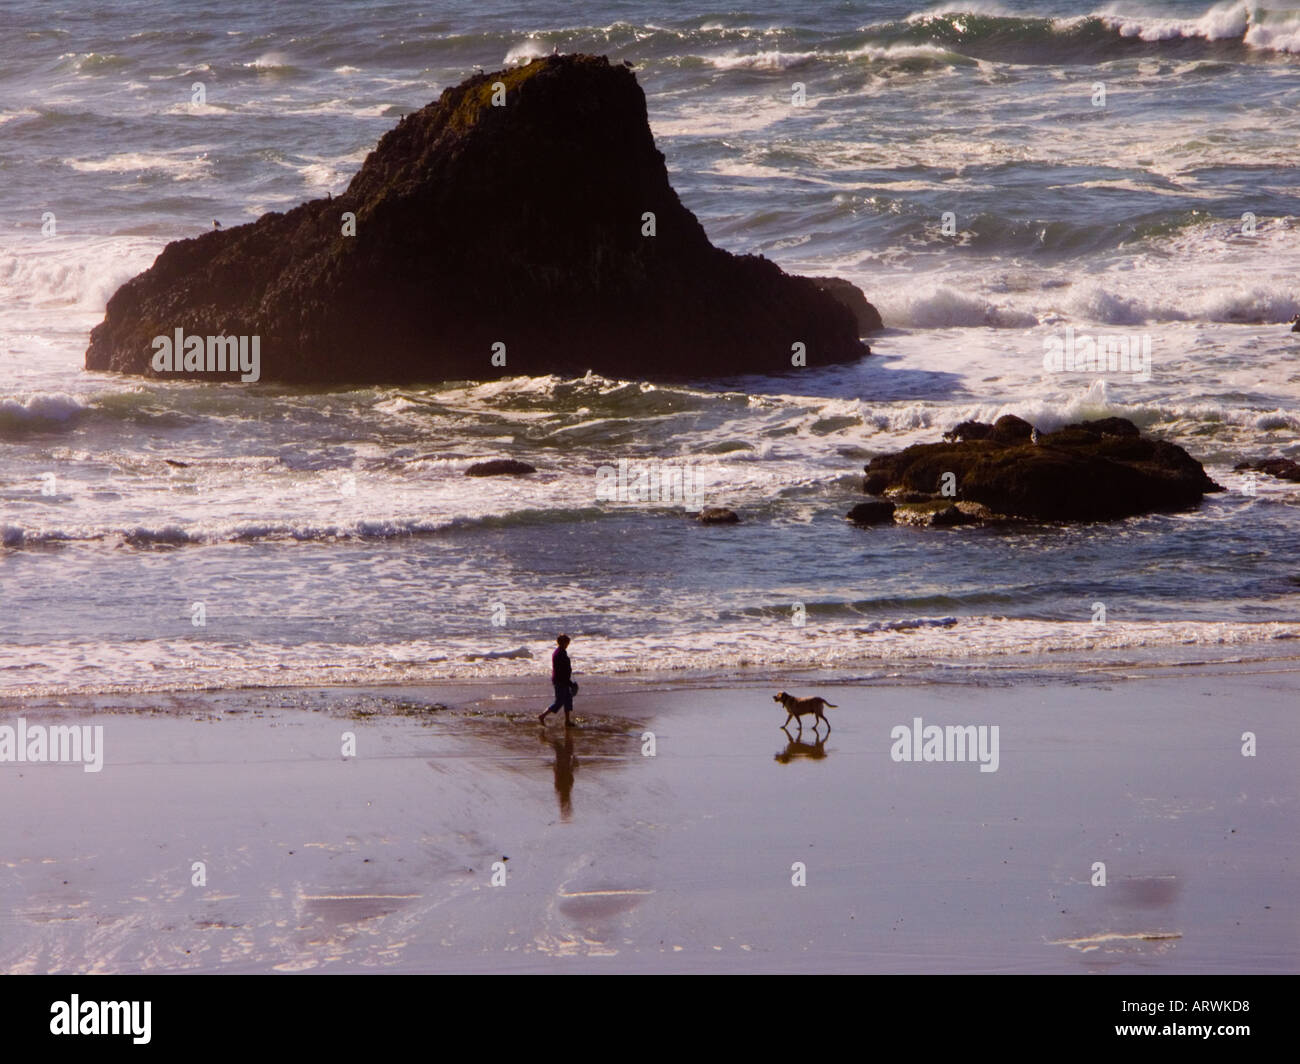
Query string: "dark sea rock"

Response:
xmin=1234 ymin=457 xmax=1300 ymax=481
xmin=1085 ymin=416 xmax=1140 ymax=437
xmin=863 ymin=417 xmax=1223 ymax=523
xmin=846 ymin=500 xmax=896 ymax=526
xmin=810 ymin=277 xmax=883 ymax=336
xmin=943 ymin=420 xmax=992 ymax=443
xmin=893 ymin=501 xmax=990 ymax=528
xmin=988 ymin=413 xmax=1033 ymax=443
xmin=697 ymin=507 xmax=740 ymax=524
xmin=85 ymin=54 xmax=871 ymax=384
xmin=465 ymin=459 xmax=536 ymax=476
xmin=862 ymin=471 xmax=891 ymax=496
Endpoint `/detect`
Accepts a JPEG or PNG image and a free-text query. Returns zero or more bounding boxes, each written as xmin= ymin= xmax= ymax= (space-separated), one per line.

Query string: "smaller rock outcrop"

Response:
xmin=811 ymin=277 xmax=884 ymax=336
xmin=1234 ymin=457 xmax=1300 ymax=482
xmin=987 ymin=413 xmax=1034 ymax=443
xmin=854 ymin=417 xmax=1222 ymax=525
xmin=846 ymin=500 xmax=896 ymax=526
xmin=891 ymin=501 xmax=990 ymax=528
xmin=942 ymin=420 xmax=992 ymax=443
xmin=697 ymin=507 xmax=740 ymax=524
xmin=465 ymin=459 xmax=537 ymax=476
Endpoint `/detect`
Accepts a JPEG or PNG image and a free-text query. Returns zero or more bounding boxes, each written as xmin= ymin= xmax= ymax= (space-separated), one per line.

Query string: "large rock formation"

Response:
xmin=86 ymin=54 xmax=875 ymax=384
xmin=856 ymin=416 xmax=1223 ymax=525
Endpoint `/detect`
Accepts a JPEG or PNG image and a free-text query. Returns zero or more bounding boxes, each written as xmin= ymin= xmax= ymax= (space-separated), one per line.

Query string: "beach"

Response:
xmin=3 ymin=660 xmax=1295 ymax=974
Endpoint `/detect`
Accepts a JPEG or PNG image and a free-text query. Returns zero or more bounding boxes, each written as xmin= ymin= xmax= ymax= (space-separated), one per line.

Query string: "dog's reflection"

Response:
xmin=775 ymin=726 xmax=829 ymax=763
xmin=542 ymin=728 xmax=578 ymax=819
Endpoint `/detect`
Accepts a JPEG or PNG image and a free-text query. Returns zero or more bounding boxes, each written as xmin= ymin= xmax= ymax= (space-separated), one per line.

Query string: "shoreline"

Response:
xmin=4 ymin=635 xmax=1300 ymax=709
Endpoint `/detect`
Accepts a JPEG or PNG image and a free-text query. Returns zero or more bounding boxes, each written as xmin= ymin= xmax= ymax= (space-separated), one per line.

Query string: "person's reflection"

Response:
xmin=775 ymin=728 xmax=828 ymax=764
xmin=543 ymin=727 xmax=578 ymax=819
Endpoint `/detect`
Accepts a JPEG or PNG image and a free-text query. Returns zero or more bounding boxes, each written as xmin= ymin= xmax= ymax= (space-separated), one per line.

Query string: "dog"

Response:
xmin=773 ymin=691 xmax=837 ymax=732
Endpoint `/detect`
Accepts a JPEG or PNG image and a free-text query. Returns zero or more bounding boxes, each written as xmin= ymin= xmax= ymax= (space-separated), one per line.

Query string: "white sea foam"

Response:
xmin=702 ymin=41 xmax=959 ymax=71
xmin=1097 ymin=0 xmax=1300 ymax=52
xmin=0 ymin=393 xmax=89 ymax=428
xmin=504 ymin=39 xmax=551 ymax=65
xmin=0 ymin=239 xmax=161 ymax=311
xmin=63 ymin=150 xmax=211 ymax=181
xmin=872 ymin=283 xmax=1041 ymax=328
xmin=705 ymin=49 xmax=823 ymax=70
xmin=912 ymin=1 xmax=1300 ymax=54
xmin=3 ymin=618 xmax=1297 ymax=698
xmin=245 ymin=51 xmax=298 ymax=72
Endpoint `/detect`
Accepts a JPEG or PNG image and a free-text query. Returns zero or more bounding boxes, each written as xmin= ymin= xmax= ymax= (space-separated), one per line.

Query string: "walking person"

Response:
xmin=538 ymin=634 xmax=577 ymax=726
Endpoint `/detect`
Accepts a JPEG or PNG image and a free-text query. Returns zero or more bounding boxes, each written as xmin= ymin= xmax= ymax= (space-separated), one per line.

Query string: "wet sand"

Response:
xmin=1 ymin=663 xmax=1296 ymax=973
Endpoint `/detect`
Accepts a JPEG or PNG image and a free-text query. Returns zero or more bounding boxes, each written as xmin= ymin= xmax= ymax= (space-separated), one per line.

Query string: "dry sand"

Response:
xmin=1 ymin=663 xmax=1296 ymax=973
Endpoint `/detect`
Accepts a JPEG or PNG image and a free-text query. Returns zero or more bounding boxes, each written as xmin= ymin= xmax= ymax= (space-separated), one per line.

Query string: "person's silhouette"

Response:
xmin=538 ymin=634 xmax=576 ymax=726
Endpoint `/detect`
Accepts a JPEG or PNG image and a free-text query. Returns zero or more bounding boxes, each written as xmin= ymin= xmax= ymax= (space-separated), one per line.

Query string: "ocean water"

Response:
xmin=1 ymin=0 xmax=1298 ymax=696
